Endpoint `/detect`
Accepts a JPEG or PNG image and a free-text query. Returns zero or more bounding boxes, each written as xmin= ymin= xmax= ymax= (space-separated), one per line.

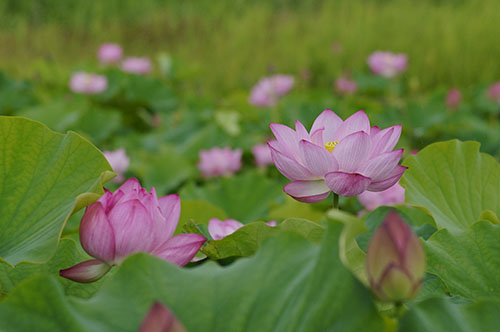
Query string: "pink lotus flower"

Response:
xmin=198 ymin=147 xmax=242 ymax=178
xmin=358 ymin=182 xmax=405 ymax=212
xmin=367 ymin=51 xmax=407 ymax=78
xmin=121 ymin=56 xmax=152 ymax=75
xmin=208 ymin=218 xmax=277 ymax=240
xmin=139 ymin=301 xmax=186 ymax=332
xmin=487 ymin=82 xmax=500 ymax=103
xmin=335 ymin=77 xmax=358 ymax=95
xmin=98 ymin=43 xmax=123 ymax=64
xmin=268 ymin=109 xmax=406 ymax=202
xmin=60 ymin=179 xmax=206 ymax=283
xmin=366 ymin=210 xmax=426 ymax=302
xmin=103 ymin=149 xmax=130 ymax=183
xmin=445 ymin=88 xmax=461 ymax=109
xmin=252 ymin=143 xmax=273 ymax=166
xmin=69 ymin=72 xmax=108 ymax=94
xmin=249 ymin=75 xmax=295 ymax=107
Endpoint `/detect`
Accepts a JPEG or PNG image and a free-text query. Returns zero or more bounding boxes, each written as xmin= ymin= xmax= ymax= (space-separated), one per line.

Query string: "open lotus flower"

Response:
xmin=366 ymin=210 xmax=426 ymax=302
xmin=103 ymin=148 xmax=130 ymax=183
xmin=335 ymin=77 xmax=357 ymax=95
xmin=268 ymin=109 xmax=406 ymax=202
xmin=249 ymin=75 xmax=294 ymax=107
xmin=487 ymin=82 xmax=500 ymax=103
xmin=98 ymin=43 xmax=123 ymax=64
xmin=208 ymin=218 xmax=277 ymax=240
xmin=358 ymin=182 xmax=405 ymax=213
xmin=198 ymin=147 xmax=242 ymax=178
xmin=445 ymin=88 xmax=462 ymax=110
xmin=60 ymin=179 xmax=206 ymax=283
xmin=139 ymin=301 xmax=186 ymax=332
xmin=367 ymin=51 xmax=407 ymax=78
xmin=69 ymin=72 xmax=108 ymax=95
xmin=122 ymin=56 xmax=152 ymax=75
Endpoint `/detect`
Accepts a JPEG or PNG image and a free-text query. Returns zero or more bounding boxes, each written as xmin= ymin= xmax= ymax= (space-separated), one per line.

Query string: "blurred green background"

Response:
xmin=1 ymin=0 xmax=499 ymax=96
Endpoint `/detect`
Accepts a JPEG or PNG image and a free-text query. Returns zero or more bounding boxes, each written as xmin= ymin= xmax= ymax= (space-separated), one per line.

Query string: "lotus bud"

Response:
xmin=139 ymin=301 xmax=186 ymax=332
xmin=366 ymin=210 xmax=426 ymax=302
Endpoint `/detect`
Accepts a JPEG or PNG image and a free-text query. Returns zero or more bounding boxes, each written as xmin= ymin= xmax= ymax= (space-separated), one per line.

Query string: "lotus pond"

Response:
xmin=0 ymin=1 xmax=499 ymax=331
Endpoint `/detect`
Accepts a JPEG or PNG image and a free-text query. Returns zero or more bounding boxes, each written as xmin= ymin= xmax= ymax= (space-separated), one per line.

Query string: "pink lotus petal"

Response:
xmin=108 ymin=200 xmax=156 ymax=263
xmin=154 ymin=234 xmax=206 ymax=266
xmin=59 ymin=259 xmax=111 ymax=283
xmin=269 ymin=144 xmax=314 ymax=180
xmin=80 ymin=203 xmax=116 ymax=263
xmin=295 ymin=121 xmax=310 ymax=141
xmin=208 ymin=218 xmax=244 ymax=240
xmin=332 ymin=110 xmax=370 ymax=141
xmin=325 ymin=171 xmax=371 ymax=197
xmin=283 ymin=180 xmax=331 ymax=203
xmin=333 ymin=131 xmax=371 ymax=173
xmin=252 ymin=143 xmax=273 ymax=167
xmin=362 ymin=149 xmax=404 ymax=181
xmin=299 ymin=140 xmax=338 ymax=176
xmin=139 ymin=301 xmax=186 ymax=332
xmin=98 ymin=43 xmax=123 ymax=64
xmin=158 ymin=194 xmax=181 ymax=239
xmin=311 ymin=109 xmax=343 ymax=143
xmin=266 ymin=221 xmax=277 ymax=227
xmin=367 ymin=165 xmax=407 ymax=192
xmin=270 ymin=123 xmax=300 ymax=158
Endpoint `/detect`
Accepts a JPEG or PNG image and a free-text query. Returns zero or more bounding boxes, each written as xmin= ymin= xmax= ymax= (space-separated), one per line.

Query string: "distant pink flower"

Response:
xmin=487 ymin=82 xmax=500 ymax=103
xmin=198 ymin=147 xmax=242 ymax=178
xmin=208 ymin=218 xmax=277 ymax=240
xmin=60 ymin=179 xmax=206 ymax=283
xmin=445 ymin=88 xmax=461 ymax=109
xmin=252 ymin=143 xmax=273 ymax=166
xmin=335 ymin=77 xmax=358 ymax=95
xmin=69 ymin=72 xmax=108 ymax=94
xmin=367 ymin=51 xmax=407 ymax=78
xmin=269 ymin=109 xmax=406 ymax=202
xmin=358 ymin=182 xmax=405 ymax=212
xmin=249 ymin=75 xmax=295 ymax=107
xmin=98 ymin=43 xmax=123 ymax=64
xmin=121 ymin=57 xmax=152 ymax=75
xmin=103 ymin=149 xmax=130 ymax=183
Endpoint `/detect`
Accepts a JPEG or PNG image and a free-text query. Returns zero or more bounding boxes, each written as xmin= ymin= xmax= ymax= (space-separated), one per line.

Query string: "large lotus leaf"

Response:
xmin=0 ymin=117 xmax=113 ymax=265
xmin=401 ymin=140 xmax=500 ymax=232
xmin=398 ymin=297 xmax=500 ymax=332
xmin=0 ymin=237 xmax=106 ymax=298
xmin=424 ymin=221 xmax=500 ymax=300
xmin=0 ymin=222 xmax=384 ymax=332
xmin=185 ymin=218 xmax=324 ymax=260
xmin=180 ymin=171 xmax=284 ymax=223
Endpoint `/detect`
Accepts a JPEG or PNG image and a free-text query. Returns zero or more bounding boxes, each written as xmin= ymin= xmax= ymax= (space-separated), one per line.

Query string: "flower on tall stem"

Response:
xmin=487 ymin=82 xmax=500 ymax=103
xmin=69 ymin=72 xmax=108 ymax=95
xmin=445 ymin=88 xmax=462 ymax=110
xmin=198 ymin=147 xmax=242 ymax=178
xmin=367 ymin=51 xmax=407 ymax=78
xmin=268 ymin=109 xmax=406 ymax=203
xmin=60 ymin=178 xmax=206 ymax=283
xmin=122 ymin=56 xmax=152 ymax=75
xmin=98 ymin=43 xmax=123 ymax=64
xmin=249 ymin=75 xmax=294 ymax=108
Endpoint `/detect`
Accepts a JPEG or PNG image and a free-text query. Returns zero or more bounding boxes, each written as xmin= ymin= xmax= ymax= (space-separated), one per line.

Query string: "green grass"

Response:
xmin=0 ymin=0 xmax=499 ymax=95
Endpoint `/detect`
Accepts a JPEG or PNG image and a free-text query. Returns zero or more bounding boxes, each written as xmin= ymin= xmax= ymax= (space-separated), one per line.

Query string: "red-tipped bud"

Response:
xmin=366 ymin=210 xmax=426 ymax=302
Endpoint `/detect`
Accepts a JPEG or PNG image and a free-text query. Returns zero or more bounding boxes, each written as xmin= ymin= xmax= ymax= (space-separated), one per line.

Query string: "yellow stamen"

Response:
xmin=324 ymin=141 xmax=339 ymax=153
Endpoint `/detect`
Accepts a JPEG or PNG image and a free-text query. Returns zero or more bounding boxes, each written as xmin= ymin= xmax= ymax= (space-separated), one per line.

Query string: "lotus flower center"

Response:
xmin=324 ymin=141 xmax=339 ymax=153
